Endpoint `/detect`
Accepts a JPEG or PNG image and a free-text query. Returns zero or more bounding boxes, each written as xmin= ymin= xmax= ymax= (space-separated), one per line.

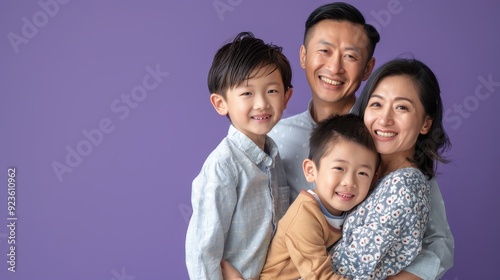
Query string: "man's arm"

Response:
xmin=402 ymin=178 xmax=454 ymax=280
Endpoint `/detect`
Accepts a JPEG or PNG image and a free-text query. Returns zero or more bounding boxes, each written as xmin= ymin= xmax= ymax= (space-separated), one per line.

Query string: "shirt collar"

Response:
xmin=227 ymin=125 xmax=277 ymax=166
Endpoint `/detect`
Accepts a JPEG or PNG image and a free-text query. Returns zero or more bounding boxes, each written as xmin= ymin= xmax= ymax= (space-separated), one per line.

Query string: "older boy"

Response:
xmin=185 ymin=32 xmax=293 ymax=280
xmin=268 ymin=2 xmax=454 ymax=279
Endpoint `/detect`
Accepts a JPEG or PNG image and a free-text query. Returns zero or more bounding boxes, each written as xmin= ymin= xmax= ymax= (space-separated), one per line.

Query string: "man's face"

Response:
xmin=300 ymin=20 xmax=374 ymax=110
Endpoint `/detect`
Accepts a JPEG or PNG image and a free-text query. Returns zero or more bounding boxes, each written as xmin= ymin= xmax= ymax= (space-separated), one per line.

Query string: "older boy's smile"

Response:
xmin=251 ymin=114 xmax=272 ymax=121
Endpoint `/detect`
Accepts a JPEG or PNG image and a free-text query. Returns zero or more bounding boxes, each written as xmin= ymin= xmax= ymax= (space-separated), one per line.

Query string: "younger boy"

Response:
xmin=185 ymin=32 xmax=293 ymax=280
xmin=260 ymin=114 xmax=380 ymax=280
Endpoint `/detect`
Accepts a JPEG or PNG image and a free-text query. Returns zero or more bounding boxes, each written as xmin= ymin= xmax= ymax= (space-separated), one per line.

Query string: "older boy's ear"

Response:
xmin=210 ymin=93 xmax=228 ymax=116
xmin=284 ymin=88 xmax=293 ymax=109
xmin=362 ymin=57 xmax=376 ymax=81
xmin=302 ymin=159 xmax=316 ymax=183
xmin=299 ymin=45 xmax=307 ymax=69
xmin=420 ymin=116 xmax=433 ymax=135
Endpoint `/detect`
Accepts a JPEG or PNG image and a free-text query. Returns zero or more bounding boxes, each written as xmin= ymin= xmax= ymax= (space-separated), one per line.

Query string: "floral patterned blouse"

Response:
xmin=330 ymin=167 xmax=431 ymax=280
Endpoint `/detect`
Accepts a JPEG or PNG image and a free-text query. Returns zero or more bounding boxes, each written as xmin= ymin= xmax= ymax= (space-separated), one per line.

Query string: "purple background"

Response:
xmin=1 ymin=0 xmax=499 ymax=279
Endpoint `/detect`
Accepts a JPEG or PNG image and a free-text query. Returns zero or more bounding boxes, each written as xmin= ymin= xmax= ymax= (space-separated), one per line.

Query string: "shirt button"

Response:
xmin=263 ymin=157 xmax=268 ymax=162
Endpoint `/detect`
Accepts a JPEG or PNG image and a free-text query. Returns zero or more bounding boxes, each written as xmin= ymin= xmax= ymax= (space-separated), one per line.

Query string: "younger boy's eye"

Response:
xmin=268 ymin=89 xmax=279 ymax=94
xmin=240 ymin=92 xmax=252 ymax=96
xmin=358 ymin=171 xmax=369 ymax=177
xmin=333 ymin=167 xmax=344 ymax=171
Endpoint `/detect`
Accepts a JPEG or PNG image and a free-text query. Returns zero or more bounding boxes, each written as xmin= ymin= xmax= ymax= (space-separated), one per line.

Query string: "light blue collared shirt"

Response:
xmin=186 ymin=125 xmax=289 ymax=280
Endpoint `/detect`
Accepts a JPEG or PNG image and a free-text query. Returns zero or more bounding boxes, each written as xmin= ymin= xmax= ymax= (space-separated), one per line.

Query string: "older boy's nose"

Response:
xmin=254 ymin=93 xmax=269 ymax=109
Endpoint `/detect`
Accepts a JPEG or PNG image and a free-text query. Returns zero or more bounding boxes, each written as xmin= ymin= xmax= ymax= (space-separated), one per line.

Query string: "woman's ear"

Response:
xmin=210 ymin=93 xmax=228 ymax=116
xmin=420 ymin=116 xmax=433 ymax=135
xmin=302 ymin=159 xmax=317 ymax=183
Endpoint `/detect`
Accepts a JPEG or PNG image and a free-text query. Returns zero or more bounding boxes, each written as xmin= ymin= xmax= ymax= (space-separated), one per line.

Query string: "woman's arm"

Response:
xmin=331 ymin=170 xmax=431 ymax=279
xmin=401 ymin=178 xmax=454 ymax=280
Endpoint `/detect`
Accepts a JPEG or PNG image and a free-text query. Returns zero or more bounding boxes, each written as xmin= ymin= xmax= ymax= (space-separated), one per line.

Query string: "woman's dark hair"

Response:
xmin=355 ymin=58 xmax=451 ymax=179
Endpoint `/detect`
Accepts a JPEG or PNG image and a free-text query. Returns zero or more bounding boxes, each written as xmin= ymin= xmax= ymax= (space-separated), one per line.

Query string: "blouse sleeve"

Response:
xmin=331 ymin=169 xmax=431 ymax=279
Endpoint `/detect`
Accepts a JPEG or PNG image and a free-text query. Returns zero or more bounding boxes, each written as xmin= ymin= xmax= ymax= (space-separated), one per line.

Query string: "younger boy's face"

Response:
xmin=303 ymin=139 xmax=377 ymax=216
xmin=211 ymin=65 xmax=292 ymax=149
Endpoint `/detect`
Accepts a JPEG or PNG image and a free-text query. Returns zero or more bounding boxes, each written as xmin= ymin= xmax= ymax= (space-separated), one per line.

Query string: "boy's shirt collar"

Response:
xmin=227 ymin=125 xmax=278 ymax=167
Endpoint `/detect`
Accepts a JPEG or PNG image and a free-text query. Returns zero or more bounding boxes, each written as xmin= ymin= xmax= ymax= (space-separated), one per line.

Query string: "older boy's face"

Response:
xmin=214 ymin=66 xmax=292 ymax=149
xmin=303 ymin=139 xmax=377 ymax=216
xmin=300 ymin=20 xmax=374 ymax=111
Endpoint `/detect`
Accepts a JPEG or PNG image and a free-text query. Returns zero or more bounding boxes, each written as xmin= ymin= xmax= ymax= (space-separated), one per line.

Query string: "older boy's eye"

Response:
xmin=240 ymin=92 xmax=252 ymax=96
xmin=333 ymin=167 xmax=344 ymax=171
xmin=268 ymin=89 xmax=279 ymax=94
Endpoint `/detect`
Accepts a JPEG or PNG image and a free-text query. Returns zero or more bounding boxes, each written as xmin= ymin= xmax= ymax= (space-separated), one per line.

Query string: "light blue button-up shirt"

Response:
xmin=186 ymin=125 xmax=289 ymax=280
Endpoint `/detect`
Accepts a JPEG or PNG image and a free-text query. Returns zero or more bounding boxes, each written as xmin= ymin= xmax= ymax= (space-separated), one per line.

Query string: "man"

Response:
xmin=269 ymin=2 xmax=454 ymax=279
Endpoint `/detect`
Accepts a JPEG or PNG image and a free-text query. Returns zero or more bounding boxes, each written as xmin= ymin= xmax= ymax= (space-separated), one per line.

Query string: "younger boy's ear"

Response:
xmin=284 ymin=88 xmax=293 ymax=109
xmin=210 ymin=93 xmax=228 ymax=116
xmin=302 ymin=159 xmax=316 ymax=183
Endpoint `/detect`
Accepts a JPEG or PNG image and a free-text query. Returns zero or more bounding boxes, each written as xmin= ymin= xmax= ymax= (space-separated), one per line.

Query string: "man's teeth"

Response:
xmin=320 ymin=76 xmax=342 ymax=85
xmin=376 ymin=131 xmax=397 ymax=137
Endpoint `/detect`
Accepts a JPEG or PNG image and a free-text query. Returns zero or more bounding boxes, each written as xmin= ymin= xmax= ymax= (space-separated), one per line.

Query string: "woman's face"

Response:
xmin=363 ymin=75 xmax=432 ymax=161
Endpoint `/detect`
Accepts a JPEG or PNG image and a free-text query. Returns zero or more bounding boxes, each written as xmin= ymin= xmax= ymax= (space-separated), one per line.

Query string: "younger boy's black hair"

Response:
xmin=208 ymin=32 xmax=293 ymax=97
xmin=308 ymin=113 xmax=380 ymax=169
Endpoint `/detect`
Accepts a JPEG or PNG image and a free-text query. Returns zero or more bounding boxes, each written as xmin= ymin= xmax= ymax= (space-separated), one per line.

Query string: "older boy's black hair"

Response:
xmin=304 ymin=2 xmax=380 ymax=58
xmin=208 ymin=32 xmax=293 ymax=97
xmin=355 ymin=58 xmax=451 ymax=179
xmin=308 ymin=113 xmax=379 ymax=169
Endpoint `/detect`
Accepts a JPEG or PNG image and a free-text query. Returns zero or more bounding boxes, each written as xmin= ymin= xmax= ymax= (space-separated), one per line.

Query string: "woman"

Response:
xmin=330 ymin=58 xmax=451 ymax=279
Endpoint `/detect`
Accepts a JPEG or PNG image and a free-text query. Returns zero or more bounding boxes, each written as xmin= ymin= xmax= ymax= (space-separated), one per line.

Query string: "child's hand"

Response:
xmin=221 ymin=259 xmax=245 ymax=280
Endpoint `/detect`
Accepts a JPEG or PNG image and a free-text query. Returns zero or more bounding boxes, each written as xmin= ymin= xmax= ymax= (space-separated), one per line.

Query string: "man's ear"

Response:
xmin=362 ymin=57 xmax=376 ymax=81
xmin=302 ymin=159 xmax=317 ymax=183
xmin=210 ymin=93 xmax=228 ymax=116
xmin=420 ymin=116 xmax=433 ymax=135
xmin=299 ymin=45 xmax=307 ymax=69
xmin=283 ymin=87 xmax=293 ymax=109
